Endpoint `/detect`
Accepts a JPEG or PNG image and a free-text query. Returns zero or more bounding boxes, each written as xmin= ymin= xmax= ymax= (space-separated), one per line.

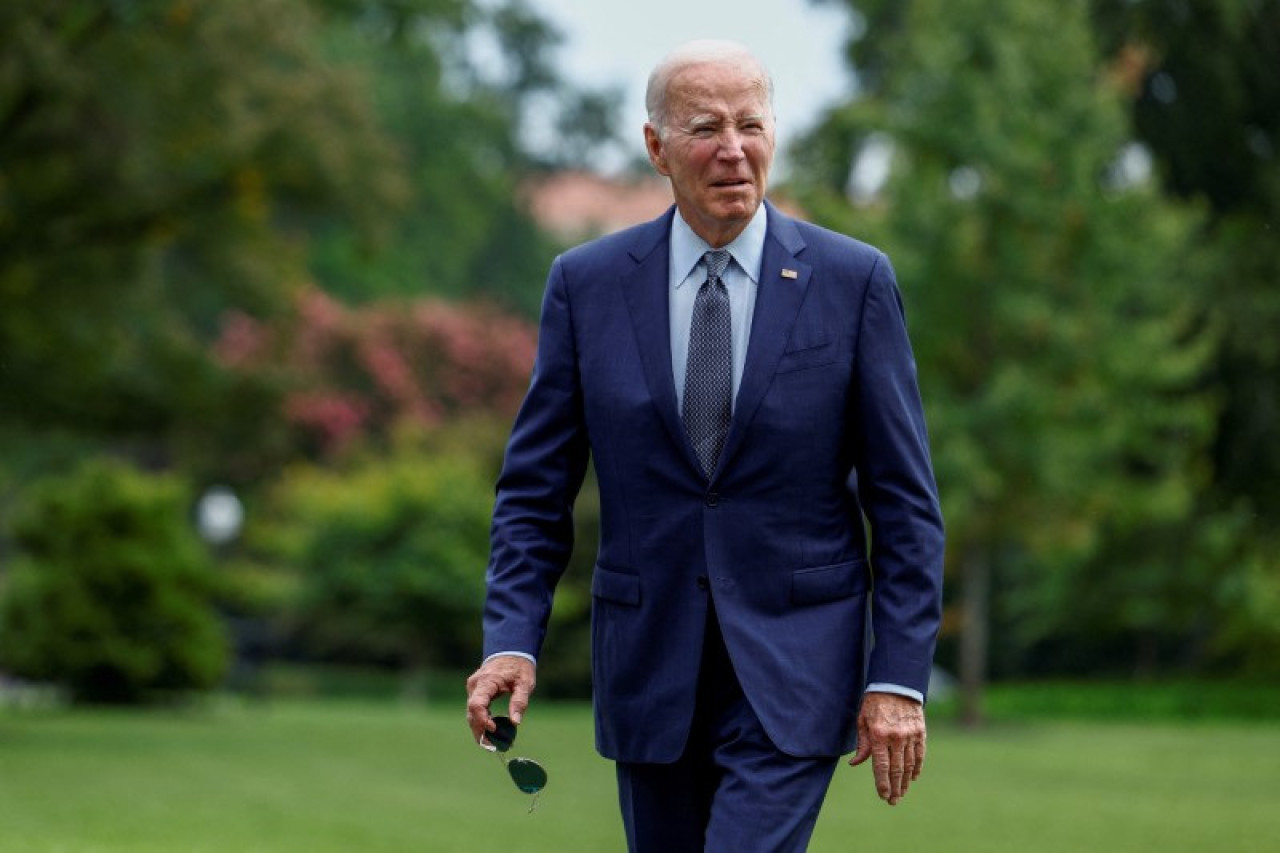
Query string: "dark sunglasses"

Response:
xmin=481 ymin=715 xmax=547 ymax=812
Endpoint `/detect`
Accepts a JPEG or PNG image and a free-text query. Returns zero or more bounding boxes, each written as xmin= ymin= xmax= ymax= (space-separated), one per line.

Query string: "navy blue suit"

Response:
xmin=483 ymin=201 xmax=944 ymax=823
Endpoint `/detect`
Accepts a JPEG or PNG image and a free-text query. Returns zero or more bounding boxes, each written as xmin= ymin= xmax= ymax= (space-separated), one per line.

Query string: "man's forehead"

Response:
xmin=668 ymin=61 xmax=767 ymax=96
xmin=668 ymin=80 xmax=770 ymax=118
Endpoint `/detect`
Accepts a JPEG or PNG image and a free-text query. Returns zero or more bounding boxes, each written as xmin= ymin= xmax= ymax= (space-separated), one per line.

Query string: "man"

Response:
xmin=466 ymin=40 xmax=944 ymax=851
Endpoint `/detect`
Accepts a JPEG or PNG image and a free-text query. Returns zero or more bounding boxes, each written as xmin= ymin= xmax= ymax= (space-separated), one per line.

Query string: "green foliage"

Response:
xmin=1087 ymin=0 xmax=1280 ymax=671
xmin=0 ymin=0 xmax=402 ymax=441
xmin=236 ymin=416 xmax=598 ymax=691
xmin=304 ymin=0 xmax=620 ymax=314
xmin=0 ymin=0 xmax=617 ymax=487
xmin=0 ymin=458 xmax=227 ymax=703
xmin=302 ymin=1 xmax=544 ymax=312
xmin=794 ymin=0 xmax=1218 ymax=675
xmin=0 ymin=0 xmax=626 ymax=698
xmin=253 ymin=435 xmax=498 ymax=668
xmin=1090 ymin=0 xmax=1280 ymax=214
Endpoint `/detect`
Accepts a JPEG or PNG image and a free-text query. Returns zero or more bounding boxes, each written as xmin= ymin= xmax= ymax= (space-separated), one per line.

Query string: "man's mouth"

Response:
xmin=711 ymin=178 xmax=751 ymax=188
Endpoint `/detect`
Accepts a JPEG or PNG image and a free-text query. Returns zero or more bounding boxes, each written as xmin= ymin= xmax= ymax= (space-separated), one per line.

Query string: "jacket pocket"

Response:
xmin=592 ymin=565 xmax=641 ymax=606
xmin=777 ymin=340 xmax=836 ymax=374
xmin=790 ymin=560 xmax=864 ymax=605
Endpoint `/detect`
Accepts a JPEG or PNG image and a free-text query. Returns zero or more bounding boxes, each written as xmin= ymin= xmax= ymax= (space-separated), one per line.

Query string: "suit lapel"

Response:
xmin=717 ymin=205 xmax=812 ymax=475
xmin=620 ymin=208 xmax=706 ymax=475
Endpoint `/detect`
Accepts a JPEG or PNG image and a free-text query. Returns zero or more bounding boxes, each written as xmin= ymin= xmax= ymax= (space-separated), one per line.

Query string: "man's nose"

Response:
xmin=716 ymin=129 xmax=747 ymax=160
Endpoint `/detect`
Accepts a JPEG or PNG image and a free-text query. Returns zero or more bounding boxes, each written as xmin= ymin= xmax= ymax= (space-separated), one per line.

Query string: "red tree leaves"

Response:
xmin=215 ymin=289 xmax=536 ymax=457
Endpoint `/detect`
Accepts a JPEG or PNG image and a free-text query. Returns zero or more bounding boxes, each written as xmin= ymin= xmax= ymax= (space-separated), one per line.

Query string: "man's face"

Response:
xmin=645 ymin=61 xmax=776 ymax=247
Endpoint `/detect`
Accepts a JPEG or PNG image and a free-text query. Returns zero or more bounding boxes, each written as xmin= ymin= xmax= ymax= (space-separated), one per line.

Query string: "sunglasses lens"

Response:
xmin=507 ymin=758 xmax=547 ymax=794
xmin=486 ymin=716 xmax=517 ymax=753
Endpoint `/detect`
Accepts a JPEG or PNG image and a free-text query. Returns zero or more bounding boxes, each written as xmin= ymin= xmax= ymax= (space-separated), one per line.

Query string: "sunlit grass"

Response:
xmin=1 ymin=699 xmax=1276 ymax=851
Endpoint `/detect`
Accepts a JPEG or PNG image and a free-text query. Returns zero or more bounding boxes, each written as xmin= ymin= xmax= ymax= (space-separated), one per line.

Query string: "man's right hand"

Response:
xmin=465 ymin=654 xmax=537 ymax=744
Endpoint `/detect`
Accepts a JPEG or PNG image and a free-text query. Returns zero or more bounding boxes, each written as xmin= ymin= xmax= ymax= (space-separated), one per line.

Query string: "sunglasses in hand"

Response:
xmin=480 ymin=716 xmax=548 ymax=813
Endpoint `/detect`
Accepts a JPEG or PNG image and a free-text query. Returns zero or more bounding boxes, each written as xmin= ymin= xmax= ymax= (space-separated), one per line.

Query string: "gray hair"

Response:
xmin=645 ymin=40 xmax=775 ymax=136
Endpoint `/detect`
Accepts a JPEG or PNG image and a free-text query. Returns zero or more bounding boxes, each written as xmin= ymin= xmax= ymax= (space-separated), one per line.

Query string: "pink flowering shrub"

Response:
xmin=215 ymin=288 xmax=536 ymax=457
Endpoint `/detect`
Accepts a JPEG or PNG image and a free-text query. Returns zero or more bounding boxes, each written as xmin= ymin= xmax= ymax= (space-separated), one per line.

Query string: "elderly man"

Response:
xmin=466 ymin=40 xmax=944 ymax=851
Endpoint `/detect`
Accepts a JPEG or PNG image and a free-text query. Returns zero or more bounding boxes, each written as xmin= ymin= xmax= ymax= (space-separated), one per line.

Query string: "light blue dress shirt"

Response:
xmin=489 ymin=204 xmax=922 ymax=705
xmin=668 ymin=206 xmax=766 ymax=412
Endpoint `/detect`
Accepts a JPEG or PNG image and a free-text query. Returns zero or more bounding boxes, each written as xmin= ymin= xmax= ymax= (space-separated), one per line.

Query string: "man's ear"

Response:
xmin=644 ymin=123 xmax=669 ymax=176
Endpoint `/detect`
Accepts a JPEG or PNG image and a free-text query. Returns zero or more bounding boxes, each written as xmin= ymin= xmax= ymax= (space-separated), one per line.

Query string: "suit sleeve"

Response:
xmin=482 ymin=257 xmax=591 ymax=660
xmin=852 ymin=252 xmax=945 ymax=697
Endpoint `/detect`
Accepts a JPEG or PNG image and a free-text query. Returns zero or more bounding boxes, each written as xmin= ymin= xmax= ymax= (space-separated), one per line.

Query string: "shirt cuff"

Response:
xmin=865 ymin=682 xmax=924 ymax=703
xmin=484 ymin=651 xmax=537 ymax=667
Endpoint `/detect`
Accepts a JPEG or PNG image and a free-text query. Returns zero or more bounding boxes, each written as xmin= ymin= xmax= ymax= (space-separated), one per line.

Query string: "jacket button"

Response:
xmin=705 ymin=492 xmax=720 ymax=507
xmin=696 ymin=576 xmax=710 ymax=591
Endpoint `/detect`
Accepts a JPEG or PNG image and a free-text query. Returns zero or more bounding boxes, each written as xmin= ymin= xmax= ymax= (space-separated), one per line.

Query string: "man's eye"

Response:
xmin=692 ymin=126 xmax=716 ymax=137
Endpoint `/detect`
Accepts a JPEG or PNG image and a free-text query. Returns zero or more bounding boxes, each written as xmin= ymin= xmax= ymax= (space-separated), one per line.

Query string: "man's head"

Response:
xmin=644 ymin=40 xmax=776 ymax=248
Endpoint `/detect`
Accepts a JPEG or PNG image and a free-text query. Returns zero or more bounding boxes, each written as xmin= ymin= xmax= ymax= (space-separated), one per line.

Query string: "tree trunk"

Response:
xmin=959 ymin=549 xmax=990 ymax=728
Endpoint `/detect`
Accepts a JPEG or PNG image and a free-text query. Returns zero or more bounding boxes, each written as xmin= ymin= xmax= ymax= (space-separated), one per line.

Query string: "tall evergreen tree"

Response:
xmin=795 ymin=0 xmax=1216 ymax=720
xmin=1088 ymin=0 xmax=1280 ymax=674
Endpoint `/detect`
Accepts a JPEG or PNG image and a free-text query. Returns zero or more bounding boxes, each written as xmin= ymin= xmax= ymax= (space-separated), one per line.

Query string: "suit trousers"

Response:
xmin=614 ymin=599 xmax=839 ymax=852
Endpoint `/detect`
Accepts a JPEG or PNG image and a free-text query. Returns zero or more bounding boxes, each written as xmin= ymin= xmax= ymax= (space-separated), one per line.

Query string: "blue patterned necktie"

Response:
xmin=682 ymin=249 xmax=733 ymax=478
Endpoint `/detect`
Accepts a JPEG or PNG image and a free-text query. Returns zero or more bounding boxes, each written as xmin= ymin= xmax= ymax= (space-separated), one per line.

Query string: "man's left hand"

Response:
xmin=849 ymin=692 xmax=927 ymax=806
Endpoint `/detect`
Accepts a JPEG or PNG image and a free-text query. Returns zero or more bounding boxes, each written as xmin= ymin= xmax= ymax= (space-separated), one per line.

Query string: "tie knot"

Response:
xmin=704 ymin=250 xmax=731 ymax=282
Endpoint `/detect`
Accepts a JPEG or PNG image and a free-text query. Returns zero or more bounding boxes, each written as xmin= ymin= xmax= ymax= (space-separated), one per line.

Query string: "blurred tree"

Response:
xmin=0 ymin=458 xmax=227 ymax=704
xmin=0 ymin=0 xmax=403 ymax=467
xmin=304 ymin=0 xmax=622 ymax=314
xmin=0 ymin=0 xmax=617 ymax=692
xmin=796 ymin=0 xmax=1216 ymax=721
xmin=1087 ymin=0 xmax=1280 ymax=673
xmin=0 ymin=0 xmax=616 ymax=484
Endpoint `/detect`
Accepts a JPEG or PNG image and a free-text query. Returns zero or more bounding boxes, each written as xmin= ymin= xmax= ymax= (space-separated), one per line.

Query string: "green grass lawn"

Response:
xmin=1 ymin=699 xmax=1277 ymax=852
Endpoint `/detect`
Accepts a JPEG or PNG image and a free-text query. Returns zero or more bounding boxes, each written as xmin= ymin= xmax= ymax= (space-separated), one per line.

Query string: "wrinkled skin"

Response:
xmin=850 ymin=691 xmax=928 ymax=806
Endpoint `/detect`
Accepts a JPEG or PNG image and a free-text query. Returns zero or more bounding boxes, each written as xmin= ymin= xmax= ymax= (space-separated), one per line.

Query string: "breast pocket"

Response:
xmin=777 ymin=339 xmax=836 ymax=374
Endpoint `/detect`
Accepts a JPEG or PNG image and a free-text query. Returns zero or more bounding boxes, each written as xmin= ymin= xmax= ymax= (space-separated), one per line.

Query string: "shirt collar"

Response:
xmin=671 ymin=203 xmax=768 ymax=289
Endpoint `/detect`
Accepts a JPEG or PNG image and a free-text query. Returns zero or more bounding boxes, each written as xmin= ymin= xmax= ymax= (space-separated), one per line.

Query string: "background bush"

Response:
xmin=236 ymin=419 xmax=598 ymax=697
xmin=252 ymin=430 xmax=499 ymax=676
xmin=0 ymin=458 xmax=227 ymax=703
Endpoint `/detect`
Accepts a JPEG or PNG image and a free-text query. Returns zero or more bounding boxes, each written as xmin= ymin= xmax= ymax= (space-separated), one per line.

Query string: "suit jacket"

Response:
xmin=483 ymin=201 xmax=944 ymax=763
